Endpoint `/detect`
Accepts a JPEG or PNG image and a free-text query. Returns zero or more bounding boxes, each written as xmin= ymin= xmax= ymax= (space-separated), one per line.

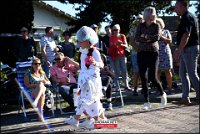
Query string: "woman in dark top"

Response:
xmin=135 ymin=6 xmax=167 ymax=110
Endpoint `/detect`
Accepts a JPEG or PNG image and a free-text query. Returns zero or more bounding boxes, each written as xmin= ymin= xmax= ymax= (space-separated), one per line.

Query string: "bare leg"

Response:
xmin=74 ymin=115 xmax=81 ymax=121
xmin=38 ymin=93 xmax=45 ymax=112
xmin=33 ymin=82 xmax=46 ymax=106
xmin=165 ymin=69 xmax=173 ymax=89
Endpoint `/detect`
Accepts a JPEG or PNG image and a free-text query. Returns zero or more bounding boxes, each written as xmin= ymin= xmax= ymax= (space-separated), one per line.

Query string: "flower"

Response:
xmin=85 ymin=56 xmax=93 ymax=68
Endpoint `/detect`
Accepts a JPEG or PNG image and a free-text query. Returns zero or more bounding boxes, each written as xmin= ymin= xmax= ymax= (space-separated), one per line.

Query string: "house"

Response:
xmin=0 ymin=1 xmax=75 ymax=67
xmin=32 ymin=1 xmax=75 ymax=36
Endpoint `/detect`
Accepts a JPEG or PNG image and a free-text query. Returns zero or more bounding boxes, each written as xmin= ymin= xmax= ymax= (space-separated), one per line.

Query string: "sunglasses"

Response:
xmin=21 ymin=30 xmax=27 ymax=33
xmin=54 ymin=58 xmax=61 ymax=61
xmin=33 ymin=63 xmax=41 ymax=65
xmin=113 ymin=29 xmax=118 ymax=31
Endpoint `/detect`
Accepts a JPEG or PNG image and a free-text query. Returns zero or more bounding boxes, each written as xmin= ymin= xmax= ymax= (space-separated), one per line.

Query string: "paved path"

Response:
xmin=1 ymin=89 xmax=199 ymax=133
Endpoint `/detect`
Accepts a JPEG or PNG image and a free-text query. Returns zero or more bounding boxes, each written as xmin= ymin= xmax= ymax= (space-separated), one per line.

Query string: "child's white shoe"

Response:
xmin=64 ymin=116 xmax=79 ymax=127
xmin=79 ymin=118 xmax=94 ymax=128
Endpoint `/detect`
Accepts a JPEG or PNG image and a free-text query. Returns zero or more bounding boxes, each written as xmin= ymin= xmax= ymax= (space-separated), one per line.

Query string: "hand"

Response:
xmin=104 ymin=66 xmax=109 ymax=71
xmin=46 ymin=61 xmax=52 ymax=67
xmin=173 ymin=49 xmax=181 ymax=63
xmin=88 ymin=56 xmax=96 ymax=65
xmin=141 ymin=34 xmax=145 ymax=38
xmin=116 ymin=40 xmax=122 ymax=46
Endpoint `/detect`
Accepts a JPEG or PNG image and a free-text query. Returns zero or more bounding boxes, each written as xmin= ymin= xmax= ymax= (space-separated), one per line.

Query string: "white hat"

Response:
xmin=113 ymin=24 xmax=120 ymax=30
xmin=76 ymin=26 xmax=99 ymax=45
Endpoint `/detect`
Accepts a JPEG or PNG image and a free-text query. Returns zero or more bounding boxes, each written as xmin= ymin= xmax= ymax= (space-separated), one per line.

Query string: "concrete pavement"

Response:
xmin=1 ymin=87 xmax=199 ymax=133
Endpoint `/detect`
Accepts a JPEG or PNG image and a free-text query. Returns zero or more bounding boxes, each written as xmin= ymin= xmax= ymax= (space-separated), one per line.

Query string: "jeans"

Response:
xmin=101 ymin=76 xmax=113 ymax=99
xmin=59 ymin=83 xmax=77 ymax=108
xmin=179 ymin=45 xmax=200 ymax=100
xmin=112 ymin=55 xmax=129 ymax=88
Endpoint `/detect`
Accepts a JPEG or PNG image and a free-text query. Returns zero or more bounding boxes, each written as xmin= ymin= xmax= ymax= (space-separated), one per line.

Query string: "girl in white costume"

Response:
xmin=65 ymin=26 xmax=106 ymax=128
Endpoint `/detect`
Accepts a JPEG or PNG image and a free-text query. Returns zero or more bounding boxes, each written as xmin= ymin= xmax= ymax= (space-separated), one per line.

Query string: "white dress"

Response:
xmin=76 ymin=47 xmax=105 ymax=117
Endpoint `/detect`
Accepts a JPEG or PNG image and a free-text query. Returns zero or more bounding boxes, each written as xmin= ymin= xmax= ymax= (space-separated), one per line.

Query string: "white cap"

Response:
xmin=76 ymin=26 xmax=99 ymax=45
xmin=113 ymin=24 xmax=120 ymax=30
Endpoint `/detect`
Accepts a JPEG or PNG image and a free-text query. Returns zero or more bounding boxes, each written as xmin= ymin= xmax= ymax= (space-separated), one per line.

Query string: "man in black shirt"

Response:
xmin=102 ymin=25 xmax=112 ymax=55
xmin=14 ymin=27 xmax=37 ymax=62
xmin=173 ymin=0 xmax=199 ymax=105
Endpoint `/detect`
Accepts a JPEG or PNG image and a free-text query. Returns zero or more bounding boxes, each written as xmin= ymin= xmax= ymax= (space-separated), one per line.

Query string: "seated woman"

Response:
xmin=100 ymin=53 xmax=115 ymax=110
xmin=24 ymin=57 xmax=51 ymax=116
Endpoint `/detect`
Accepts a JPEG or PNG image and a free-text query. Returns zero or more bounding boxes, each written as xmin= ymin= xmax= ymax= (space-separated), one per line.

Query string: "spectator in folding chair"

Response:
xmin=23 ymin=57 xmax=51 ymax=121
xmin=100 ymin=53 xmax=115 ymax=110
xmin=50 ymin=52 xmax=80 ymax=112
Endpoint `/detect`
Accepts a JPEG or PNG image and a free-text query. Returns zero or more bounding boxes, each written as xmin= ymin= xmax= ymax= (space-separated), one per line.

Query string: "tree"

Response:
xmin=64 ymin=0 xmax=173 ymax=34
xmin=0 ymin=0 xmax=34 ymax=34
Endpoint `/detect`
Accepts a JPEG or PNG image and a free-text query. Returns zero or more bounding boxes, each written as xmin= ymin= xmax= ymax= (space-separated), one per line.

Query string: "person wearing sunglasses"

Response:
xmin=108 ymin=24 xmax=131 ymax=91
xmin=24 ymin=57 xmax=51 ymax=120
xmin=13 ymin=27 xmax=37 ymax=62
xmin=50 ymin=52 xmax=80 ymax=112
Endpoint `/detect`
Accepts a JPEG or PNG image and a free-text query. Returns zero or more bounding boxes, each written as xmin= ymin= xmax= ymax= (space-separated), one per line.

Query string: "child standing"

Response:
xmin=65 ymin=26 xmax=106 ymax=128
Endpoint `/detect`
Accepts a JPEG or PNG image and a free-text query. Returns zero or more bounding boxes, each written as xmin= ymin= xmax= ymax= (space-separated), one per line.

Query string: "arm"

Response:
xmin=160 ymin=30 xmax=172 ymax=45
xmin=130 ymin=36 xmax=139 ymax=52
xmin=144 ymin=23 xmax=160 ymax=42
xmin=24 ymin=75 xmax=36 ymax=89
xmin=42 ymin=75 xmax=51 ymax=85
xmin=93 ymin=49 xmax=104 ymax=68
xmin=117 ymin=34 xmax=128 ymax=48
xmin=31 ymin=38 xmax=37 ymax=56
xmin=135 ymin=24 xmax=145 ymax=43
xmin=105 ymin=66 xmax=115 ymax=77
xmin=173 ymin=32 xmax=190 ymax=62
xmin=64 ymin=56 xmax=80 ymax=70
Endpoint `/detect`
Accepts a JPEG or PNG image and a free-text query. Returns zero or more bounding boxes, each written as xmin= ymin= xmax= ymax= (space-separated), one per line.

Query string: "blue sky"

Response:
xmin=43 ymin=1 xmax=198 ymax=33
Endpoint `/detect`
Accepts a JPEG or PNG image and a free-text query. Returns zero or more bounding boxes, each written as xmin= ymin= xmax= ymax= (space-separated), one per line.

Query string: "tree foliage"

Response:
xmin=0 ymin=0 xmax=34 ymax=34
xmin=64 ymin=0 xmax=173 ymax=34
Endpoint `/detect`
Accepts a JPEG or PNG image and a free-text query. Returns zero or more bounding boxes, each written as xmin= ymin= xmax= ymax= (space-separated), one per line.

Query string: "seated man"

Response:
xmin=50 ymin=52 xmax=80 ymax=112
xmin=100 ymin=54 xmax=115 ymax=110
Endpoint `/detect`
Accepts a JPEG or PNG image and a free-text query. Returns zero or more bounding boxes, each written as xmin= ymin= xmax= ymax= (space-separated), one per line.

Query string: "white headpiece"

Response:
xmin=76 ymin=26 xmax=99 ymax=45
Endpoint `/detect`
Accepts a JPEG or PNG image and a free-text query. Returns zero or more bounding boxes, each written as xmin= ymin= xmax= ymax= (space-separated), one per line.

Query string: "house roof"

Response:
xmin=33 ymin=1 xmax=76 ymax=21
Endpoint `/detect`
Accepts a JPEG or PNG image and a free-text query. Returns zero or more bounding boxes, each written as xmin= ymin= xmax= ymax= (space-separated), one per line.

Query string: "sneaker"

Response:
xmin=107 ymin=103 xmax=113 ymax=111
xmin=87 ymin=121 xmax=95 ymax=129
xmin=64 ymin=116 xmax=79 ymax=127
xmin=172 ymin=98 xmax=192 ymax=106
xmin=143 ymin=102 xmax=151 ymax=110
xmin=79 ymin=118 xmax=94 ymax=128
xmin=161 ymin=92 xmax=167 ymax=106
